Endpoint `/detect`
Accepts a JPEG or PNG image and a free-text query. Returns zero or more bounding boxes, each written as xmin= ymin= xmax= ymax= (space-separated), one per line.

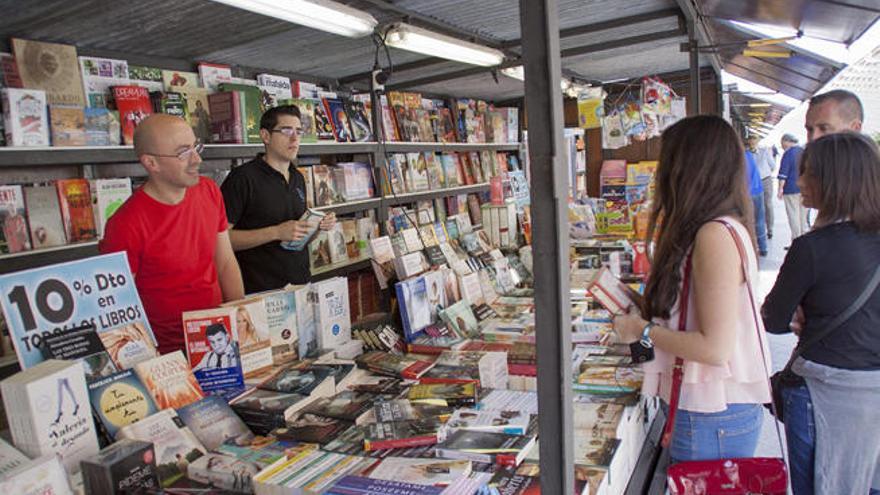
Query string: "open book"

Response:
xmin=586 ymin=266 xmax=637 ymax=315
xmin=281 ymin=209 xmax=326 ymax=251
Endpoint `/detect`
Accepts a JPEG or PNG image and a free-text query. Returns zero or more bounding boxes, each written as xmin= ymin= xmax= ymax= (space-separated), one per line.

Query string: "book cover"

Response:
xmin=186 ymin=453 xmax=261 ymax=493
xmin=286 ymin=98 xmax=317 ymax=143
xmin=97 ymin=322 xmax=159 ymax=370
xmin=0 ymin=360 xmax=100 ymax=474
xmin=182 ymin=307 xmax=246 ymax=397
xmin=150 ymin=91 xmax=188 ymax=120
xmin=574 ymin=365 xmax=643 ymax=393
xmin=55 ymin=178 xmax=96 ymax=243
xmin=386 ymin=91 xmax=410 ymax=141
xmin=78 ymin=56 xmax=129 ymax=108
xmin=161 ymin=70 xmax=199 ymax=90
xmin=0 ymin=185 xmax=31 ymax=254
xmin=176 ymin=86 xmax=212 ymax=142
xmin=373 ymin=399 xmax=452 ymax=423
xmin=48 ymin=105 xmax=85 ymax=146
xmin=323 ymin=98 xmax=354 ymax=143
xmin=444 ymin=408 xmax=529 ymax=436
xmin=378 ymin=95 xmax=399 ymax=141
xmin=111 ymin=85 xmax=152 ymax=145
xmin=363 ymin=417 xmax=445 ymax=451
xmin=0 ymin=52 xmax=22 ymax=89
xmin=439 ymin=153 xmax=460 ymax=187
xmin=395 ymin=276 xmax=432 ymax=342
xmin=129 ymin=65 xmax=164 ymax=92
xmin=197 ymin=62 xmax=233 ymax=91
xmin=327 ymin=223 xmax=350 ymax=265
xmin=81 ymin=439 xmax=159 ymax=494
xmin=407 ymin=152 xmax=430 ymax=191
xmin=221 ymin=298 xmax=273 ymax=377
xmin=355 ymin=351 xmax=434 ymax=380
xmin=435 ymin=430 xmax=535 ymax=467
xmin=22 ymin=184 xmax=64 ymax=249
xmin=249 ymin=289 xmax=299 ymax=364
xmin=367 ymin=458 xmax=471 ymax=488
xmin=83 ymin=107 xmax=120 ymax=145
xmin=133 ymin=351 xmax=205 ymax=410
xmin=88 ymin=369 xmax=158 ymax=439
xmin=0 ymin=455 xmax=74 ymax=494
xmin=116 ymin=408 xmax=207 ymax=487
xmin=41 ymin=324 xmax=117 ymax=381
xmin=1 ymin=88 xmax=49 ymax=146
xmin=0 ymin=438 xmax=29 ymax=477
xmin=313 ymin=97 xmax=336 ymax=140
xmin=177 ymin=395 xmax=255 ymax=451
xmin=313 ymin=165 xmax=342 ymax=206
xmin=208 ymin=91 xmax=243 ymax=144
xmin=341 ymin=219 xmax=360 ymax=259
xmin=275 ymin=414 xmax=352 ymax=444
xmin=257 ymin=73 xmax=293 ymax=100
xmin=334 ymin=162 xmax=374 ymax=201
xmin=586 ymin=266 xmax=635 ymax=315
xmin=257 ymin=362 xmax=336 ymax=397
xmin=345 ymin=99 xmax=373 ymax=142
xmin=438 ymin=300 xmax=480 ymax=339
xmin=423 ymin=152 xmax=444 ymax=189
xmin=229 ymin=389 xmax=308 ymax=435
xmin=289 ymin=284 xmax=318 ymax=359
xmin=218 ymin=83 xmax=262 ymax=143
xmin=216 ymin=437 xmax=298 ymax=469
xmin=12 ymin=38 xmax=84 ymax=106
xmin=312 ymin=277 xmax=352 ymax=351
xmin=327 ymin=475 xmax=444 ymax=494
xmin=93 ymin=178 xmax=132 ymax=239
xmin=407 ymin=382 xmax=478 ymax=408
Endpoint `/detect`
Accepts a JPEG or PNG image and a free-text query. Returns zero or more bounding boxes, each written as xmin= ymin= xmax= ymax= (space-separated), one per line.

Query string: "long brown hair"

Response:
xmin=800 ymin=132 xmax=880 ymax=232
xmin=643 ymin=115 xmax=754 ymax=319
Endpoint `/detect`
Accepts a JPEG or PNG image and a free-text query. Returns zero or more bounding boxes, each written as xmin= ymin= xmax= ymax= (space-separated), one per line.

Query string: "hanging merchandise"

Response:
xmin=576 ymin=86 xmax=605 ymax=130
xmin=620 ymin=97 xmax=646 ymax=138
xmin=666 ymin=97 xmax=688 ymax=129
xmin=601 ymin=108 xmax=628 ymax=150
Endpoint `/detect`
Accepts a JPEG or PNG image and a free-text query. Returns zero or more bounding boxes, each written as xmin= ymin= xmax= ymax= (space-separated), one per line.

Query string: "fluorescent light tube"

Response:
xmin=501 ymin=65 xmax=575 ymax=91
xmin=385 ymin=23 xmax=504 ymax=67
xmin=209 ymin=0 xmax=378 ymax=38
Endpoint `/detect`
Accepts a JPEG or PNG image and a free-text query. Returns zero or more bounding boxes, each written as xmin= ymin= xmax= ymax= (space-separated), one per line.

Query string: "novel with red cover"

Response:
xmin=56 ymin=178 xmax=97 ymax=242
xmin=586 ymin=266 xmax=636 ymax=315
xmin=208 ymin=91 xmax=243 ymax=144
xmin=111 ymin=85 xmax=152 ymax=145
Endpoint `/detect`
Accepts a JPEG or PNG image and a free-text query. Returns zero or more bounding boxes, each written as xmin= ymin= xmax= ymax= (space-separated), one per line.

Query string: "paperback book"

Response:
xmin=177 ymin=395 xmax=255 ymax=451
xmin=56 ymin=178 xmax=97 ymax=242
xmin=80 ymin=439 xmax=159 ymax=494
xmin=373 ymin=399 xmax=453 ymax=423
xmin=97 ymin=322 xmax=159 ymax=370
xmin=12 ymin=38 xmax=85 ymax=106
xmin=355 ymin=351 xmax=434 ymax=380
xmin=274 ymin=414 xmax=352 ymax=444
xmin=79 ymin=56 xmax=129 ymax=108
xmin=87 ymin=369 xmax=158 ymax=439
xmin=41 ymin=324 xmax=117 ymax=381
xmin=23 ymin=184 xmax=65 ymax=248
xmin=1 ymin=88 xmax=49 ymax=146
xmin=0 ymin=455 xmax=74 ymax=494
xmin=300 ymin=391 xmax=376 ymax=424
xmin=435 ymin=430 xmax=536 ymax=467
xmin=116 ymin=408 xmax=207 ymax=487
xmin=48 ymin=105 xmax=85 ymax=145
xmin=84 ymin=107 xmax=121 ymax=145
xmin=444 ymin=408 xmax=530 ymax=436
xmin=0 ymin=185 xmax=31 ymax=253
xmin=112 ymin=85 xmax=152 ymax=145
xmin=220 ymin=298 xmax=273 ymax=378
xmin=408 ymin=382 xmax=478 ymax=408
xmin=326 ymin=475 xmax=444 ymax=495
xmin=133 ymin=351 xmax=205 ymax=410
xmin=186 ymin=453 xmax=261 ymax=493
xmin=366 ymin=457 xmax=471 ymax=487
xmin=93 ymin=178 xmax=132 ymax=238
xmin=182 ymin=307 xmax=246 ymax=398
xmin=229 ymin=388 xmax=310 ymax=435
xmin=363 ymin=417 xmax=446 ymax=451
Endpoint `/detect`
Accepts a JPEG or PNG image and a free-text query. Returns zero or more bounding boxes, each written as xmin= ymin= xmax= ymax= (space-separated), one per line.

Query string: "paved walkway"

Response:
xmin=754 ymin=196 xmax=799 ymax=458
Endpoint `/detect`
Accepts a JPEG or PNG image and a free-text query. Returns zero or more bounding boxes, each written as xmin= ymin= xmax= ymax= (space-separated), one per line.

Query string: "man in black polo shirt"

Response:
xmin=221 ymin=105 xmax=335 ymax=293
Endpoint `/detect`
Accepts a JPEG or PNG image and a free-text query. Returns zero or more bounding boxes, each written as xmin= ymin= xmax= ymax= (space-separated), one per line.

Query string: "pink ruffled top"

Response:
xmin=641 ymin=217 xmax=773 ymax=413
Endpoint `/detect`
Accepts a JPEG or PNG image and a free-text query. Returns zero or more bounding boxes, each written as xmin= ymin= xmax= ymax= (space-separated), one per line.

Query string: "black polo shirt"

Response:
xmin=221 ymin=154 xmax=310 ymax=293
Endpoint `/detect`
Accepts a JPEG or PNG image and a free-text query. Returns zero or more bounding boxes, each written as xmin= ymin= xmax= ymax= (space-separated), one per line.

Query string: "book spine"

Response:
xmin=364 ymin=434 xmax=438 ymax=451
xmin=231 ymin=92 xmax=243 ymax=144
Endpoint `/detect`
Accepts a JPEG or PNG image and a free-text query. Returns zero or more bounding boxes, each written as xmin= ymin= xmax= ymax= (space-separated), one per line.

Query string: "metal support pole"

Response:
xmin=519 ymin=0 xmax=573 ymax=493
xmin=369 ymin=75 xmax=390 ymax=234
xmin=688 ymin=19 xmax=701 ymax=115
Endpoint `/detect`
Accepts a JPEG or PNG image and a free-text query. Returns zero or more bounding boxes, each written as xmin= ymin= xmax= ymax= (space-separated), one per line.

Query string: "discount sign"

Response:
xmin=0 ymin=252 xmax=155 ymax=369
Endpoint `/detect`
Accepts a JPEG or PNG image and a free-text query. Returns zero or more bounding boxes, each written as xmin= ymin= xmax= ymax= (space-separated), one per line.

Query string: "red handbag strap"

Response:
xmin=661 ymin=219 xmax=785 ymax=458
xmin=660 ymin=251 xmax=692 ymax=448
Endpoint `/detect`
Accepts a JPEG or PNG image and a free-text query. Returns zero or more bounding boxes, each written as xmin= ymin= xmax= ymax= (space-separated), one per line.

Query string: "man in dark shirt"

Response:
xmin=221 ymin=105 xmax=335 ymax=293
xmin=777 ymin=133 xmax=806 ymax=243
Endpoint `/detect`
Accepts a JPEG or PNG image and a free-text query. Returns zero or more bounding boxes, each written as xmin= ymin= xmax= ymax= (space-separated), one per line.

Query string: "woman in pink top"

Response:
xmin=613 ymin=115 xmax=772 ymax=462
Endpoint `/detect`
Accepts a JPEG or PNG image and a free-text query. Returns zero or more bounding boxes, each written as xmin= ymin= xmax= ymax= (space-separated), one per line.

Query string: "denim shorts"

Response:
xmin=669 ymin=403 xmax=763 ymax=462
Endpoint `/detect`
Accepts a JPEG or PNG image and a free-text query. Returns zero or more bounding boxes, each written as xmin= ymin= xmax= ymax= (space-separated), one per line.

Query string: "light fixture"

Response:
xmin=747 ymin=36 xmax=798 ymax=48
xmin=384 ymin=23 xmax=505 ymax=67
xmin=743 ymin=48 xmax=792 ymax=58
xmin=208 ymin=0 xmax=378 ymax=38
xmin=501 ymin=65 xmax=576 ymax=92
xmin=749 ymin=103 xmax=772 ymax=108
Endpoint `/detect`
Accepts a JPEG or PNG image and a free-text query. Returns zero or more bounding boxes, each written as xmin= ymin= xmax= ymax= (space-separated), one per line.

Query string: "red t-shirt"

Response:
xmin=99 ymin=177 xmax=227 ymax=354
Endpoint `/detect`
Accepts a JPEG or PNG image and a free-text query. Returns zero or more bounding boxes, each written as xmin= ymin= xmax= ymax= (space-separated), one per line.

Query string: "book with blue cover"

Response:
xmin=395 ymin=276 xmax=431 ymax=342
xmin=88 ymin=368 xmax=158 ymax=439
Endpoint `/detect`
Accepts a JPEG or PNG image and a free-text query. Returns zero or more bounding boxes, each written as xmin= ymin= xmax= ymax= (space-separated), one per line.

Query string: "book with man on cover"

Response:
xmin=181 ymin=307 xmax=246 ymax=398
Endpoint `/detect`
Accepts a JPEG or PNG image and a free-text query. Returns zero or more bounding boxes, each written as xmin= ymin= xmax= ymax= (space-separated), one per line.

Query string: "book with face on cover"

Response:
xmin=133 ymin=351 xmax=205 ymax=410
xmin=116 ymin=408 xmax=207 ymax=487
xmin=181 ymin=307 xmax=245 ymax=398
xmin=0 ymin=360 xmax=100 ymax=474
xmin=238 ymin=288 xmax=298 ymax=365
xmin=220 ymin=298 xmax=273 ymax=378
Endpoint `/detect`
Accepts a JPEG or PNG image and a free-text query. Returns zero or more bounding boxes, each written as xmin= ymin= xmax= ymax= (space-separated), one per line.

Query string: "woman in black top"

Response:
xmin=762 ymin=132 xmax=880 ymax=495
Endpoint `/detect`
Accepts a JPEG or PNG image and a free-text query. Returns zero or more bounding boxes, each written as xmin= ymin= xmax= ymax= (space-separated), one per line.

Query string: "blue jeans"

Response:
xmin=782 ymin=383 xmax=880 ymax=495
xmin=669 ymin=403 xmax=763 ymax=462
xmin=751 ymin=194 xmax=768 ymax=254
